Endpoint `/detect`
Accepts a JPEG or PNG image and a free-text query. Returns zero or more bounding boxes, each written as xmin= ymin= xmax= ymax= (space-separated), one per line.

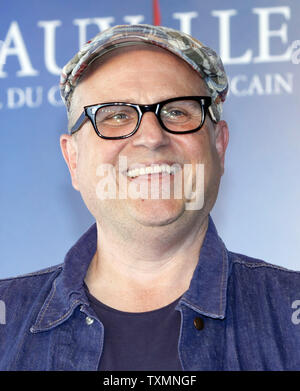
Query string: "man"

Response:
xmin=0 ymin=24 xmax=300 ymax=371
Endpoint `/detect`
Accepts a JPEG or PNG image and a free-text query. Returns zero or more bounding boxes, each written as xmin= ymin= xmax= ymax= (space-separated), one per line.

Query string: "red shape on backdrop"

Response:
xmin=153 ymin=0 xmax=161 ymax=26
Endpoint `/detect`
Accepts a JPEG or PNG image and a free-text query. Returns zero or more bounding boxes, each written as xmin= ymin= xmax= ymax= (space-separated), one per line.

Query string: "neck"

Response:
xmin=85 ymin=214 xmax=209 ymax=312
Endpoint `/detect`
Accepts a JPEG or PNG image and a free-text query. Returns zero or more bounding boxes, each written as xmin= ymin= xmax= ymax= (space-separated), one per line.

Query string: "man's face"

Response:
xmin=61 ymin=45 xmax=228 ymax=236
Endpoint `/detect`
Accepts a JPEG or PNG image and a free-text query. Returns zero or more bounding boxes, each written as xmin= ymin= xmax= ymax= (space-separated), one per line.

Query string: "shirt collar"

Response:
xmin=31 ymin=216 xmax=230 ymax=332
xmin=179 ymin=216 xmax=229 ymax=319
xmin=31 ymin=224 xmax=97 ymax=332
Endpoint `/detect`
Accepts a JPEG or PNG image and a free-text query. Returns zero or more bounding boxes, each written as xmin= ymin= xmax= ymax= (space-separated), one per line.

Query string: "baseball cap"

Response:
xmin=60 ymin=24 xmax=228 ymax=122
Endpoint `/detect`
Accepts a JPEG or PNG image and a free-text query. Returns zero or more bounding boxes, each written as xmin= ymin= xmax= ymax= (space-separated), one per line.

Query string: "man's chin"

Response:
xmin=126 ymin=198 xmax=186 ymax=228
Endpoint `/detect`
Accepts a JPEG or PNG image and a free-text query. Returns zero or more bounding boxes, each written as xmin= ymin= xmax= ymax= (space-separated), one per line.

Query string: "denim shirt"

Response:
xmin=1 ymin=216 xmax=300 ymax=371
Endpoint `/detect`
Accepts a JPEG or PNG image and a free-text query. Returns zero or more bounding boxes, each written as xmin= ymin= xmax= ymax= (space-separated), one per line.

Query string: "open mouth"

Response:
xmin=126 ymin=163 xmax=181 ymax=179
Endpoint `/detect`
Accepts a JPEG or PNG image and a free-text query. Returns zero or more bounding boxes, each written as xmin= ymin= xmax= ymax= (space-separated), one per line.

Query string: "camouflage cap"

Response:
xmin=60 ymin=24 xmax=228 ymax=122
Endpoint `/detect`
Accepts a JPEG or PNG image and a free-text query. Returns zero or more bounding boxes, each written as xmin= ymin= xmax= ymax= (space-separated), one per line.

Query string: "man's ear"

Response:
xmin=60 ymin=134 xmax=80 ymax=190
xmin=214 ymin=120 xmax=229 ymax=175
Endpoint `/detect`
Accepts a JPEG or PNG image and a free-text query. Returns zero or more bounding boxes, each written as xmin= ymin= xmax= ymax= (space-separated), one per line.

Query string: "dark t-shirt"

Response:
xmin=84 ymin=284 xmax=182 ymax=371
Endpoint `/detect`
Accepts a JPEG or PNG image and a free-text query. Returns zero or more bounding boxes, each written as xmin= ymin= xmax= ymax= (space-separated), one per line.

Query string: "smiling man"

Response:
xmin=60 ymin=41 xmax=228 ymax=317
xmin=0 ymin=24 xmax=300 ymax=371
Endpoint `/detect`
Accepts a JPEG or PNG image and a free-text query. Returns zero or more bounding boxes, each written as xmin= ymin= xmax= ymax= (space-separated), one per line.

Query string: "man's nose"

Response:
xmin=131 ymin=112 xmax=170 ymax=150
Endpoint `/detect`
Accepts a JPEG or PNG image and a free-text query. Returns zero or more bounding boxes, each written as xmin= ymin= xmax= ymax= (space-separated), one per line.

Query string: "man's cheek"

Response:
xmin=95 ymin=163 xmax=117 ymax=201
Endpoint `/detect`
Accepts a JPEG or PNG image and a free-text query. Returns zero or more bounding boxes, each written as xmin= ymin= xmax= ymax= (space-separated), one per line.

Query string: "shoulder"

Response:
xmin=0 ymin=263 xmax=63 ymax=284
xmin=0 ymin=265 xmax=64 ymax=368
xmin=0 ymin=264 xmax=63 ymax=306
xmin=227 ymin=251 xmax=300 ymax=302
xmin=229 ymin=250 xmax=300 ymax=277
xmin=225 ymin=252 xmax=300 ymax=369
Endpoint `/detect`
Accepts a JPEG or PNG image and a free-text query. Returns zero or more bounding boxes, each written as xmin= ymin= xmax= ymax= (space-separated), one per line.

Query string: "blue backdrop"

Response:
xmin=1 ymin=0 xmax=299 ymax=278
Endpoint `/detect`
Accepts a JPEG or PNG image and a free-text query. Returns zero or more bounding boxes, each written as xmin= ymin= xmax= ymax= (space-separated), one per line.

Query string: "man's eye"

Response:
xmin=162 ymin=109 xmax=187 ymax=120
xmin=98 ymin=111 xmax=131 ymax=123
xmin=110 ymin=113 xmax=128 ymax=121
xmin=169 ymin=110 xmax=184 ymax=116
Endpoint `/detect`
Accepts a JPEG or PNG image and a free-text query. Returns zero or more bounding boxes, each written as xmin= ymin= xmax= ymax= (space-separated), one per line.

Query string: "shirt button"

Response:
xmin=193 ymin=317 xmax=204 ymax=330
xmin=85 ymin=316 xmax=94 ymax=326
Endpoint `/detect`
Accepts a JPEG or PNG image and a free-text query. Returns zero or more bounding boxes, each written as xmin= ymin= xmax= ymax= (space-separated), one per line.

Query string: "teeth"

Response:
xmin=153 ymin=165 xmax=160 ymax=174
xmin=127 ymin=164 xmax=180 ymax=178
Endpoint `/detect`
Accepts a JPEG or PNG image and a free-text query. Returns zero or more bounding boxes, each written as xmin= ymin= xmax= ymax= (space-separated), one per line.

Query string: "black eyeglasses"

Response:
xmin=70 ymin=96 xmax=213 ymax=139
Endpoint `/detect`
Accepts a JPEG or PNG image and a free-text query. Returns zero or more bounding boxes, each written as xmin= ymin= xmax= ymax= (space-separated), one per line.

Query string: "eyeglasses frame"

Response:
xmin=70 ymin=96 xmax=214 ymax=140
